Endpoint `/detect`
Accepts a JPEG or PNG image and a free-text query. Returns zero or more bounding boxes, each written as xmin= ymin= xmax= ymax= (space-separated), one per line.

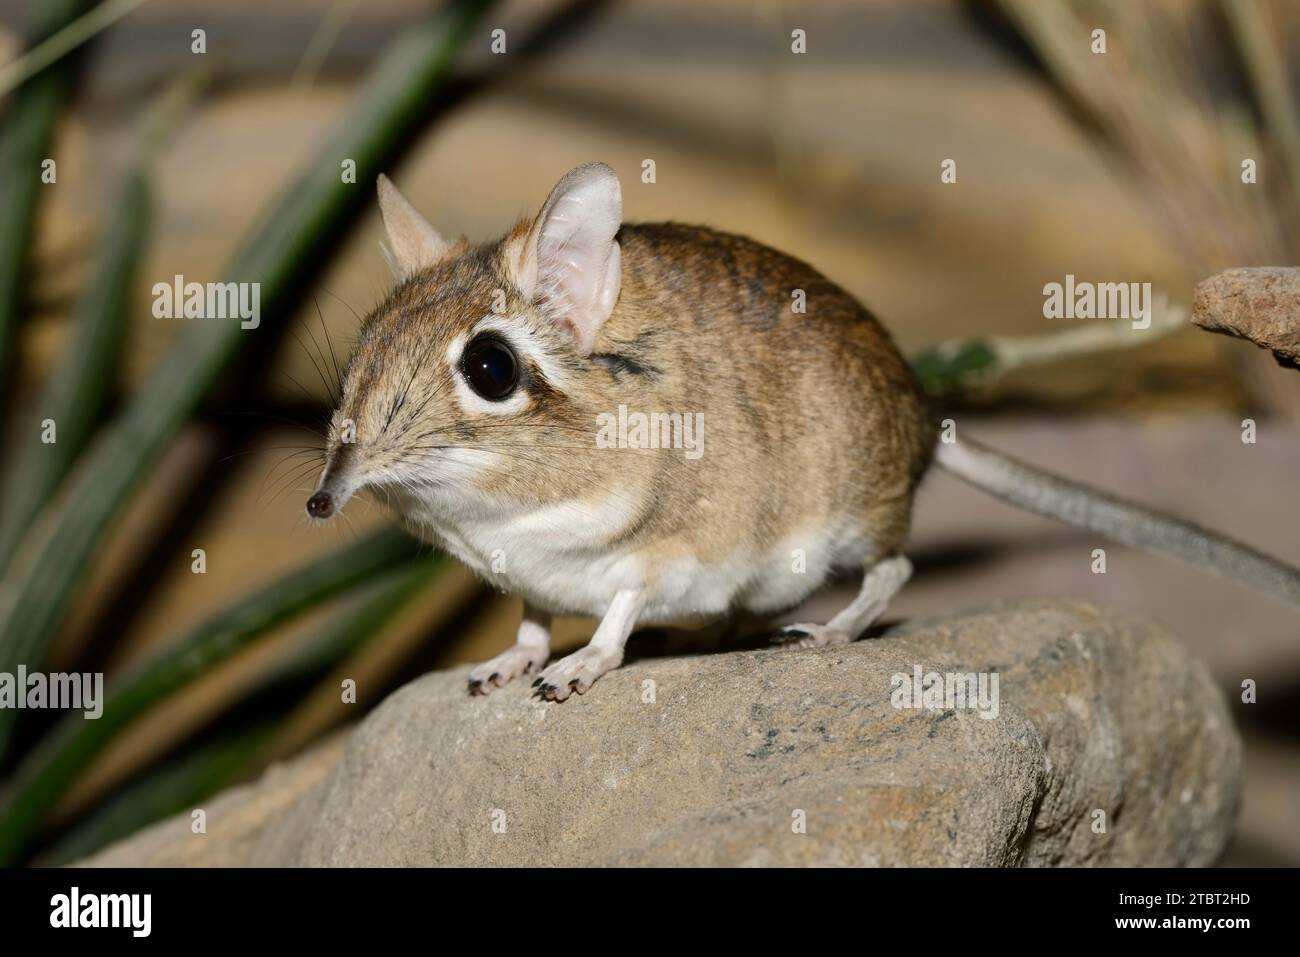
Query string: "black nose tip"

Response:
xmin=306 ymin=491 xmax=334 ymax=519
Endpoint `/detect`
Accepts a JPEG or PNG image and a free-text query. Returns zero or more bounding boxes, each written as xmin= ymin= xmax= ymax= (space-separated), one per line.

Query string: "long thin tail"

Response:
xmin=933 ymin=435 xmax=1300 ymax=610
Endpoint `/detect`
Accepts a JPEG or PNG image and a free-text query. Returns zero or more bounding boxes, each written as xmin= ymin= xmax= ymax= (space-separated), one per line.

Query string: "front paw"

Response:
xmin=467 ymin=645 xmax=548 ymax=695
xmin=533 ymin=647 xmax=619 ymax=702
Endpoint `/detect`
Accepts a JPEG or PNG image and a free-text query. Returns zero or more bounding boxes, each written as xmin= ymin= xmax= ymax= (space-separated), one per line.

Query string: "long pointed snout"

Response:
xmin=306 ymin=458 xmax=358 ymax=521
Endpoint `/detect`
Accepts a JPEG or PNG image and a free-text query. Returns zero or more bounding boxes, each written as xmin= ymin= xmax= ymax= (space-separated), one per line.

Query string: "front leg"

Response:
xmin=468 ymin=602 xmax=552 ymax=695
xmin=536 ymin=589 xmax=644 ymax=702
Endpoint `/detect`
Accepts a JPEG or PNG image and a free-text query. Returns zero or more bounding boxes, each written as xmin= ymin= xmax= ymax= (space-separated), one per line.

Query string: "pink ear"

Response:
xmin=515 ymin=163 xmax=622 ymax=355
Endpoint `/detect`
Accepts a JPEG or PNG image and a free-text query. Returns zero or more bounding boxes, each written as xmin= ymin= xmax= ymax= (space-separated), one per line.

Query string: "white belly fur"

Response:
xmin=399 ymin=489 xmax=876 ymax=623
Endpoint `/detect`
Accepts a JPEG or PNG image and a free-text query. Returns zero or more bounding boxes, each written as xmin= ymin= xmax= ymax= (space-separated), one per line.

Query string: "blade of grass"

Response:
xmin=1219 ymin=0 xmax=1300 ymax=201
xmin=0 ymin=0 xmax=97 ymax=389
xmin=244 ymin=558 xmax=442 ymax=699
xmin=291 ymin=0 xmax=362 ymax=91
xmin=0 ymin=0 xmax=153 ymax=99
xmin=0 ymin=527 xmax=429 ymax=864
xmin=39 ymin=555 xmax=438 ymax=865
xmin=0 ymin=0 xmax=493 ymax=760
xmin=0 ymin=69 xmax=207 ymax=572
xmin=0 ymin=169 xmax=146 ymax=573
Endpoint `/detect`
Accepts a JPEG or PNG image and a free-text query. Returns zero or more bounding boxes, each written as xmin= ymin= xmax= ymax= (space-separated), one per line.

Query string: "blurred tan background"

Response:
xmin=2 ymin=0 xmax=1297 ymax=864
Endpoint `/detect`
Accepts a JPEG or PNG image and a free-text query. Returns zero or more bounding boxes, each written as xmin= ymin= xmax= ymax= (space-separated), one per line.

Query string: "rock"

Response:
xmin=1193 ymin=267 xmax=1300 ymax=367
xmin=83 ymin=599 xmax=1240 ymax=867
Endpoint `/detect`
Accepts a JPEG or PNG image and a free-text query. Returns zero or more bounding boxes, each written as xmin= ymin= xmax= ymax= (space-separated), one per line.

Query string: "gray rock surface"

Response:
xmin=85 ymin=599 xmax=1240 ymax=867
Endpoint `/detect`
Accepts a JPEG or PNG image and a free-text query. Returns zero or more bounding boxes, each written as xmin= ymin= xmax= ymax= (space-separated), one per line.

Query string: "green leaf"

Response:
xmin=0 ymin=168 xmax=148 ymax=571
xmin=39 ymin=555 xmax=438 ymax=865
xmin=0 ymin=527 xmax=430 ymax=865
xmin=0 ymin=0 xmax=493 ymax=760
xmin=0 ymin=66 xmax=211 ymax=572
xmin=0 ymin=0 xmax=97 ymax=384
xmin=909 ymin=340 xmax=999 ymax=396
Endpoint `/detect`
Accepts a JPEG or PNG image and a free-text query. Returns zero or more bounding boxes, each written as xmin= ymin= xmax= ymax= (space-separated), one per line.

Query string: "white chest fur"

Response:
xmin=397 ymin=488 xmax=646 ymax=617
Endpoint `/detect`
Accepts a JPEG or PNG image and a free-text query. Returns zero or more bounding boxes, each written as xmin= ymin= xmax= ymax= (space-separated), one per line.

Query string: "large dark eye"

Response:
xmin=461 ymin=335 xmax=519 ymax=400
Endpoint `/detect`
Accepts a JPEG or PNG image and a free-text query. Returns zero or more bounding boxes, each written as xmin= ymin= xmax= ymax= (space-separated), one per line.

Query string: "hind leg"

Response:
xmin=773 ymin=555 xmax=912 ymax=649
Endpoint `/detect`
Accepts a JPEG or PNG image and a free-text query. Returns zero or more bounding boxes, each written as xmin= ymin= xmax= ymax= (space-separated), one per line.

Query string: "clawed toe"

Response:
xmin=467 ymin=646 xmax=549 ymax=695
xmin=533 ymin=650 xmax=613 ymax=702
xmin=771 ymin=623 xmax=850 ymax=650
